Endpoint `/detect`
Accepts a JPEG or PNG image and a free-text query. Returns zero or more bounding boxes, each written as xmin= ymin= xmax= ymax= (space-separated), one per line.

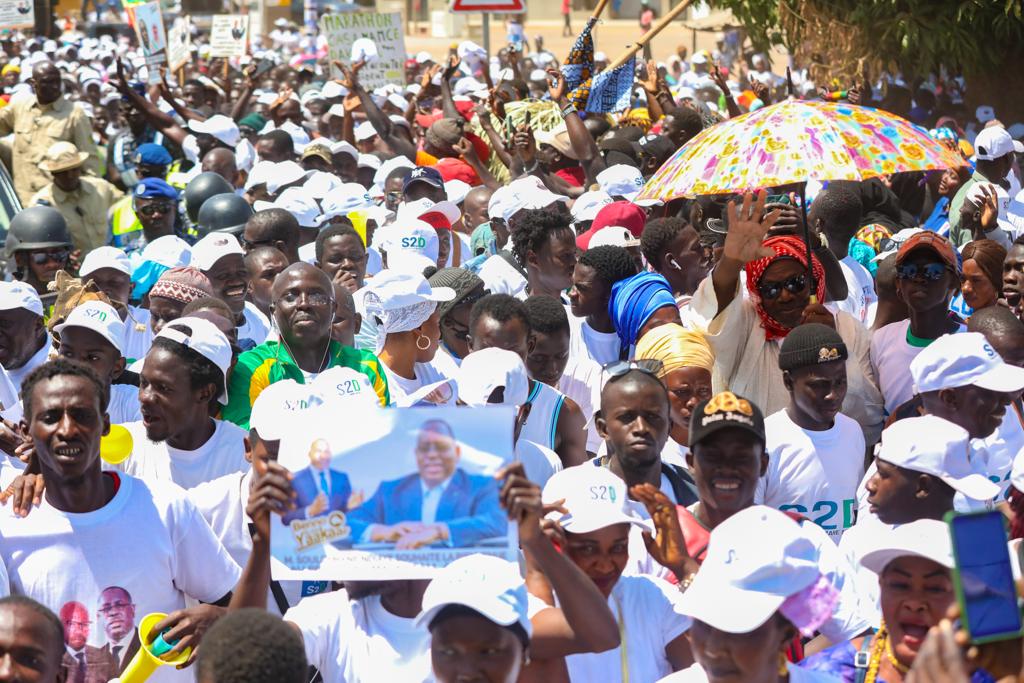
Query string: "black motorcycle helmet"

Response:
xmin=183 ymin=172 xmax=234 ymax=223
xmin=195 ymin=192 xmax=254 ymax=237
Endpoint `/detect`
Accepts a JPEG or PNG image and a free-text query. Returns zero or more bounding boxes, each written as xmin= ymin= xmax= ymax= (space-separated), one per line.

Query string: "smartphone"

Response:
xmin=947 ymin=509 xmax=1023 ymax=644
xmin=253 ymin=58 xmax=274 ymax=78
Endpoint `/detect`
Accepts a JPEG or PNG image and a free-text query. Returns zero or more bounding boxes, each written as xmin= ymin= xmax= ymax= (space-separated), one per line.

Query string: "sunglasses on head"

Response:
xmin=135 ymin=201 xmax=174 ymax=217
xmin=896 ymin=262 xmax=949 ymax=281
xmin=30 ymin=248 xmax=70 ymax=265
xmin=603 ymin=359 xmax=664 ymax=380
xmin=757 ymin=273 xmax=807 ymax=300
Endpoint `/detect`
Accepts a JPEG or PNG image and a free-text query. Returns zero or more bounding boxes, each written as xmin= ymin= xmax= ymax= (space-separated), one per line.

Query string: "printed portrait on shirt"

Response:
xmin=271 ymin=405 xmax=516 ymax=581
xmin=60 ymin=600 xmax=120 ymax=683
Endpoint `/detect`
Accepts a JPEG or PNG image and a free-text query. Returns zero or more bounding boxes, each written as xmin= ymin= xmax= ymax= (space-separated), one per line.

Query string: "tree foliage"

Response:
xmin=711 ymin=0 xmax=1024 ymax=81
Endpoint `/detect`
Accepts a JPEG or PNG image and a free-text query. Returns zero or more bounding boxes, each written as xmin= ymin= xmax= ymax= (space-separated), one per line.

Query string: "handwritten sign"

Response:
xmin=319 ymin=12 xmax=406 ymax=92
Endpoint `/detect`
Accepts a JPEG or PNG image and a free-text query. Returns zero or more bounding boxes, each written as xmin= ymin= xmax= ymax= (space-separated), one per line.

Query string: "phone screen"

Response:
xmin=949 ymin=511 xmax=1022 ymax=641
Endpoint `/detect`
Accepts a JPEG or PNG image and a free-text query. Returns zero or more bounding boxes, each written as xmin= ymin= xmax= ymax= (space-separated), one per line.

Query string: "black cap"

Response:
xmin=403 ymin=166 xmax=444 ymax=192
xmin=634 ymin=134 xmax=676 ymax=165
xmin=689 ymin=391 xmax=766 ymax=448
xmin=778 ymin=323 xmax=848 ymax=371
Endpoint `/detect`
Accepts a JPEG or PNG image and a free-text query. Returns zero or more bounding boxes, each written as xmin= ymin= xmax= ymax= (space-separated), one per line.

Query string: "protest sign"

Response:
xmin=209 ymin=14 xmax=249 ymax=58
xmin=0 ymin=0 xmax=32 ymax=30
xmin=166 ymin=17 xmax=191 ymax=73
xmin=126 ymin=1 xmax=168 ymax=84
xmin=319 ymin=12 xmax=406 ymax=92
xmin=271 ymin=405 xmax=517 ymax=581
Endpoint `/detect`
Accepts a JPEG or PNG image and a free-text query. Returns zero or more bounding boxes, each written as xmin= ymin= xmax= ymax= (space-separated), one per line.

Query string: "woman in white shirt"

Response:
xmin=635 ymin=323 xmax=714 ymax=469
xmin=362 ymin=269 xmax=457 ymax=406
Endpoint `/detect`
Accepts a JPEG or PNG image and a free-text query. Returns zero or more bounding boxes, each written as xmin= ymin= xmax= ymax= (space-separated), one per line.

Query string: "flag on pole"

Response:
xmin=561 ymin=17 xmax=597 ymax=110
xmin=568 ymin=55 xmax=636 ymax=114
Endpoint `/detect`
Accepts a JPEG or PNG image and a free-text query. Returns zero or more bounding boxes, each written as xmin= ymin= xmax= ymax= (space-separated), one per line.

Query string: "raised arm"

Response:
xmin=338 ymin=60 xmax=417 ymax=161
xmin=113 ymin=59 xmax=187 ymax=146
xmin=711 ymin=190 xmax=778 ymax=317
xmin=636 ymin=61 xmax=665 ymax=122
xmin=474 ymin=100 xmax=514 ymax=171
xmin=711 ymin=61 xmax=742 ymax=118
xmin=547 ymin=69 xmax=604 ymax=186
xmin=228 ymin=64 xmax=258 ymax=122
xmin=439 ymin=55 xmax=461 ymax=121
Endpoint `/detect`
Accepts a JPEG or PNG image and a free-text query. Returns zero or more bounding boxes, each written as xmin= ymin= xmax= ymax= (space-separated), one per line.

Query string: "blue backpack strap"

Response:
xmin=854 ymin=633 xmax=876 ymax=683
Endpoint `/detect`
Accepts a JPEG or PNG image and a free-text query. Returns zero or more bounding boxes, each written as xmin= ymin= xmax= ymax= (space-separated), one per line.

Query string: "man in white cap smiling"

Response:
xmin=0 ymin=281 xmax=50 ymax=393
xmin=191 ymin=232 xmax=272 ymax=351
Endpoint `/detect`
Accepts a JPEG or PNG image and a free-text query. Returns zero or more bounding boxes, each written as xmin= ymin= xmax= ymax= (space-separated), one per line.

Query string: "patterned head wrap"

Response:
xmin=634 ymin=323 xmax=714 ymax=377
xmin=149 ymin=267 xmax=214 ymax=305
xmin=744 ymin=236 xmax=826 ymax=341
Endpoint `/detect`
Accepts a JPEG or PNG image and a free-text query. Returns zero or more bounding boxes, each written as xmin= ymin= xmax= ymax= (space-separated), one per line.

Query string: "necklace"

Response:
xmin=863 ymin=620 xmax=909 ymax=683
xmin=884 ymin=634 xmax=910 ymax=674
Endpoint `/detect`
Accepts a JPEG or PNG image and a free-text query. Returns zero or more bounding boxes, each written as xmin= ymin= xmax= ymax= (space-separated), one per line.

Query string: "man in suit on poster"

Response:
xmin=283 ymin=438 xmax=353 ymax=524
xmin=98 ymin=586 xmax=140 ymax=674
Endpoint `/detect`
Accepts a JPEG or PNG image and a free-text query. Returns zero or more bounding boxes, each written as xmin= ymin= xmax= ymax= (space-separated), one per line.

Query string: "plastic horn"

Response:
xmin=118 ymin=613 xmax=192 ymax=683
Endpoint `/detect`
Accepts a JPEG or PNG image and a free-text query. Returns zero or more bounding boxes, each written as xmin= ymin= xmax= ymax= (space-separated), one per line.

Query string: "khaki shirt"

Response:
xmin=0 ymin=95 xmax=100 ymax=204
xmin=30 ymin=176 xmax=123 ymax=253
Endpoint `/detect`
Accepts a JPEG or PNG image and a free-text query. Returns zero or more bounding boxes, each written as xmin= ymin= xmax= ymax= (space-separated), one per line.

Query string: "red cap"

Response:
xmin=576 ymin=201 xmax=647 ymax=249
xmin=896 ymin=231 xmax=959 ymax=272
xmin=434 ymin=157 xmax=480 ymax=186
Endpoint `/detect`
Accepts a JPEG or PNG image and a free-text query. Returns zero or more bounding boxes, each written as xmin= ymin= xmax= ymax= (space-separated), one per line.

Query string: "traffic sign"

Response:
xmin=451 ymin=0 xmax=525 ymax=13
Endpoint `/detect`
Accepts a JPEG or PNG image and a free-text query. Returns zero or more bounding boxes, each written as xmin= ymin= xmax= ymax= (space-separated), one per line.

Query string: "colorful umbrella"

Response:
xmin=637 ymin=100 xmax=967 ymax=202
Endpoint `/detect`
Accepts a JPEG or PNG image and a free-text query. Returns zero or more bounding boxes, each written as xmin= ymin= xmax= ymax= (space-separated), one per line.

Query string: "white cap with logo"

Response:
xmin=877 ymin=416 xmax=1000 ymax=501
xmin=154 ymin=316 xmax=233 ymax=404
xmin=190 ymin=233 xmax=246 ymax=272
xmin=570 ymin=190 xmax=613 ymax=223
xmin=0 ymin=281 xmax=43 ymax=317
xmin=54 ymin=301 xmax=126 ymax=356
xmin=382 ymin=219 xmax=441 ymax=265
xmin=910 ymin=332 xmax=1024 ymax=394
xmin=542 ymin=466 xmax=652 ymax=534
xmin=415 ymin=554 xmax=532 ymax=637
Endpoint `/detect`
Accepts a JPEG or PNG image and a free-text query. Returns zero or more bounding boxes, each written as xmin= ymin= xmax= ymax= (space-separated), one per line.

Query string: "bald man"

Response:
xmin=462 ymin=186 xmax=493 ymax=235
xmin=0 ymin=61 xmax=99 ymax=203
xmin=202 ymin=147 xmax=241 ymax=189
xmin=223 ymin=263 xmax=390 ymax=428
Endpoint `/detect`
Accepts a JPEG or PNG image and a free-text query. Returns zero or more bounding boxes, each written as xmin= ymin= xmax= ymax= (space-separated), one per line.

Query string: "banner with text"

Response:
xmin=319 ymin=12 xmax=405 ymax=92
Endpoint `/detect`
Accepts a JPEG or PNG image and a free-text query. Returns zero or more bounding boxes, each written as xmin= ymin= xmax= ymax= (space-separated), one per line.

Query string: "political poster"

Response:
xmin=0 ymin=0 xmax=32 ymax=30
xmin=166 ymin=17 xmax=191 ymax=72
xmin=126 ymin=1 xmax=168 ymax=84
xmin=319 ymin=12 xmax=406 ymax=92
xmin=209 ymin=14 xmax=249 ymax=58
xmin=270 ymin=405 xmax=517 ymax=581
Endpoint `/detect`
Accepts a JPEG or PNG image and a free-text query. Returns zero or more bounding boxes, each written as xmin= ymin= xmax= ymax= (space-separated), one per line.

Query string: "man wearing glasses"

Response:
xmin=109 ymin=177 xmax=187 ymax=259
xmin=97 ymin=586 xmax=139 ymax=674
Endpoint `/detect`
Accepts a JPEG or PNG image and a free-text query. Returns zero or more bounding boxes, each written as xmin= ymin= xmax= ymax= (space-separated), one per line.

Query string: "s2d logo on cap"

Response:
xmin=589 ymin=485 xmax=617 ymax=503
xmin=982 ymin=342 xmax=997 ymax=359
xmin=84 ymin=308 xmax=108 ymax=323
xmin=402 ymin=237 xmax=427 ymax=249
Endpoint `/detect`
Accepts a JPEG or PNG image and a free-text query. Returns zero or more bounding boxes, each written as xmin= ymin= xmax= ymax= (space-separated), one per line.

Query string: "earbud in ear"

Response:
xmin=669 ymin=257 xmax=682 ymax=270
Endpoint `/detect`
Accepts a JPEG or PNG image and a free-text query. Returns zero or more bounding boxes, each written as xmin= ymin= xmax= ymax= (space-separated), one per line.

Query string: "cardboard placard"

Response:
xmin=166 ymin=17 xmax=191 ymax=73
xmin=0 ymin=0 xmax=33 ymax=30
xmin=209 ymin=14 xmax=249 ymax=58
xmin=126 ymin=1 xmax=167 ymax=84
xmin=319 ymin=12 xmax=406 ymax=92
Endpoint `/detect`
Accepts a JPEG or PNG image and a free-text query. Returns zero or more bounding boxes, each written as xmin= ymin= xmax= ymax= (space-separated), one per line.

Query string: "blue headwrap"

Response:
xmin=130 ymin=260 xmax=171 ymax=302
xmin=608 ymin=272 xmax=677 ymax=348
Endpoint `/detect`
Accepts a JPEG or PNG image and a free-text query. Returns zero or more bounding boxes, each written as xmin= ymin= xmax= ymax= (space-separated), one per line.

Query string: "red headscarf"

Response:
xmin=744 ymin=236 xmax=826 ymax=341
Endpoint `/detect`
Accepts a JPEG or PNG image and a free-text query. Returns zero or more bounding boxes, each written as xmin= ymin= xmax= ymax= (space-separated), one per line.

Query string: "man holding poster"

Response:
xmin=347 ymin=418 xmax=505 ymax=549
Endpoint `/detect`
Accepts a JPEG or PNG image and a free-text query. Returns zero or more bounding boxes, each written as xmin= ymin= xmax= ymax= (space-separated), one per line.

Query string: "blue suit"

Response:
xmin=347 ymin=468 xmax=505 ymax=547
xmin=282 ymin=467 xmax=352 ymax=524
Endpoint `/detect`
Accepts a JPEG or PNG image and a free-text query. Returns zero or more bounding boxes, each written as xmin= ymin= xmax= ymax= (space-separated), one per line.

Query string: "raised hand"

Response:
xmin=443 ymin=55 xmax=462 ymax=81
xmin=723 ymin=190 xmax=780 ymax=263
xmin=546 ymin=68 xmax=566 ymax=103
xmin=630 ymin=483 xmax=696 ymax=581
xmin=636 ymin=60 xmax=658 ymax=93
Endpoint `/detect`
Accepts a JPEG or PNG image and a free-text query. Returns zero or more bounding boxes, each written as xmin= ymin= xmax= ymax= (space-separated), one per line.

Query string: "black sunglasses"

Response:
xmin=896 ymin=262 xmax=949 ymax=282
xmin=30 ymin=248 xmax=70 ymax=265
xmin=135 ymin=201 xmax=174 ymax=217
xmin=603 ymin=359 xmax=664 ymax=379
xmin=758 ymin=274 xmax=807 ymax=300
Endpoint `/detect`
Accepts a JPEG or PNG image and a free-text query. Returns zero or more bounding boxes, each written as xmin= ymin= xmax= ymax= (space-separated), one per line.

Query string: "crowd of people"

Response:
xmin=0 ymin=9 xmax=1021 ymax=683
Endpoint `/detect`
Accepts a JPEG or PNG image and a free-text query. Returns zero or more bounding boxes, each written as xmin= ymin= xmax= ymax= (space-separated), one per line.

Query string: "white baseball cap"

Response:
xmin=382 ymin=219 xmax=441 ymax=264
xmin=140 ymin=235 xmax=191 ymax=269
xmin=876 ymin=416 xmax=1000 ymax=501
xmin=358 ymin=153 xmax=382 ymax=171
xmin=385 ymin=251 xmax=437 ymax=277
xmin=398 ymin=198 xmax=462 ymax=229
xmin=354 ymin=121 xmax=378 ymax=143
xmin=155 ymin=316 xmax=233 ymax=404
xmin=597 ymin=164 xmax=658 ymax=206
xmin=330 ymin=139 xmax=358 ymax=159
xmin=321 ymin=80 xmax=349 ymax=100
xmin=373 ymin=156 xmax=417 ymax=190
xmin=974 ymin=126 xmax=1024 ymax=161
xmin=54 ymin=301 xmax=126 ymax=356
xmin=190 ymin=233 xmax=245 ymax=272
xmin=303 ymin=170 xmax=342 ymax=199
xmin=265 ymin=161 xmax=308 ymax=195
xmin=541 ymin=466 xmax=652 ymax=534
xmin=256 ymin=186 xmax=320 ymax=228
xmin=245 ymin=160 xmax=276 ymax=191
xmin=278 ymin=121 xmax=311 ymax=154
xmin=188 ymin=115 xmax=240 ymax=147
xmin=249 ymin=378 xmax=324 ymax=441
xmin=502 ymin=177 xmax=569 ymax=222
xmin=444 ymin=179 xmax=472 ymax=206
xmin=587 ymin=226 xmax=641 ymax=249
xmin=457 ymin=348 xmax=530 ymax=407
xmin=860 ymin=519 xmax=954 ymax=575
xmin=487 ymin=185 xmax=517 ymax=222
xmin=0 ymin=281 xmax=43 ymax=317
xmin=79 ymin=246 xmax=131 ymax=278
xmin=910 ymin=332 xmax=1024 ymax=395
xmin=570 ymin=190 xmax=613 ymax=223
xmin=364 ymin=269 xmax=455 ymax=311
xmin=677 ymin=506 xmax=821 ymax=634
xmin=415 ymin=554 xmax=532 ymax=637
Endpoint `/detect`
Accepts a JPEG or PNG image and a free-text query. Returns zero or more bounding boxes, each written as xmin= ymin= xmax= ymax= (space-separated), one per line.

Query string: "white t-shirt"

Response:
xmin=558 ymin=357 xmax=603 ymax=453
xmin=122 ymin=304 xmax=153 ymax=363
xmin=238 ymin=301 xmax=272 ymax=350
xmin=6 ymin=334 xmax=51 ymax=393
xmin=660 ymin=439 xmax=690 ymax=470
xmin=837 ymin=514 xmax=894 ymax=628
xmin=0 ymin=473 xmax=241 ymax=683
xmin=975 ymin=406 xmax=1024 ymax=501
xmin=188 ymin=470 xmax=314 ymax=615
xmin=756 ymin=410 xmax=866 ymax=543
xmin=382 ymin=360 xmax=455 ymax=407
xmin=116 ymin=418 xmax=249 ymax=489
xmin=826 ymin=256 xmax=876 ymax=325
xmin=286 ymin=589 xmax=432 ymax=683
xmin=870 ymin=320 xmax=965 ymax=415
xmin=534 ymin=574 xmax=691 ymax=683
xmin=567 ymin=313 xmax=622 ymax=366
xmin=661 ymin=662 xmax=840 ymax=683
xmin=478 ymin=251 xmax=527 ymax=298
xmin=108 ymin=383 xmax=141 ymax=425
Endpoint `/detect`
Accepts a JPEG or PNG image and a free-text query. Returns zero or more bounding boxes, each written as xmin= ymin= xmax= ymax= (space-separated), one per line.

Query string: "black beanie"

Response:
xmin=778 ymin=323 xmax=848 ymax=371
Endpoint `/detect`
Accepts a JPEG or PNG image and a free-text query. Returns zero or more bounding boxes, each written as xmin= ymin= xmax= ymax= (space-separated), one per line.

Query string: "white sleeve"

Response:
xmin=800 ymin=521 xmax=872 ymax=642
xmin=692 ymin=278 xmax=757 ymax=383
xmin=170 ymin=495 xmax=242 ymax=603
xmin=647 ymin=576 xmax=693 ymax=645
xmin=285 ymin=592 xmax=348 ymax=671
